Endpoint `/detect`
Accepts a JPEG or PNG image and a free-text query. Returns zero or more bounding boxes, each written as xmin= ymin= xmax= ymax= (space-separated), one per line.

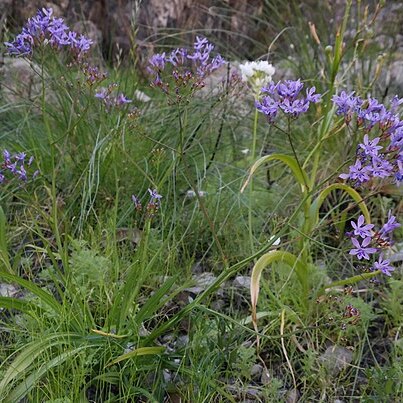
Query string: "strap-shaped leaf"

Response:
xmin=309 ymin=183 xmax=371 ymax=231
xmin=0 ymin=272 xmax=63 ymax=316
xmin=241 ymin=153 xmax=309 ymax=194
xmin=250 ymin=250 xmax=306 ymax=332
xmin=0 ymin=296 xmax=43 ymax=316
xmin=107 ymin=346 xmax=165 ymax=366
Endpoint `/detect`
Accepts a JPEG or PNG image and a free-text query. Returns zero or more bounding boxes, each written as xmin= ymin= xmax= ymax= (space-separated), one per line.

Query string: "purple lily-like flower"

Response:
xmin=359 ymin=134 xmax=382 ymax=157
xmin=349 ymin=237 xmax=378 ymax=260
xmin=379 ymin=211 xmax=401 ymax=236
xmin=148 ymin=188 xmax=162 ymax=205
xmin=132 ymin=194 xmax=142 ymax=210
xmin=115 ymin=93 xmax=132 ymax=106
xmin=372 ymin=255 xmax=394 ymax=276
xmin=351 ymin=215 xmax=374 ymax=238
xmin=370 ymin=156 xmax=393 ymax=178
xmin=340 ymin=159 xmax=371 ymax=183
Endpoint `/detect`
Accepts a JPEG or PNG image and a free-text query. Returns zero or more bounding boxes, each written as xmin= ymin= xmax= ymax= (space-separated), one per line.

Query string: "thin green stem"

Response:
xmin=248 ymin=108 xmax=259 ymax=254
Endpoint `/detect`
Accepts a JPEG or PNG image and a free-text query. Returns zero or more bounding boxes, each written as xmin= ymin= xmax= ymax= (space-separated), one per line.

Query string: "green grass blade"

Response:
xmin=134 ymin=276 xmax=177 ymax=325
xmin=107 ymin=346 xmax=165 ymax=366
xmin=0 ymin=206 xmax=12 ymax=273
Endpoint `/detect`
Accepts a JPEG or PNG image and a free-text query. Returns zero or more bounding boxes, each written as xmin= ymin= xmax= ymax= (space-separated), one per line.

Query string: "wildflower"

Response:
xmin=351 ymin=215 xmax=374 ymax=238
xmin=1 ymin=149 xmax=37 ymax=184
xmin=332 ymin=91 xmax=362 ymax=122
xmin=369 ymin=156 xmax=393 ymax=178
xmin=256 ymin=79 xmax=321 ymax=122
xmin=147 ymin=188 xmax=162 ymax=205
xmin=4 ymin=7 xmax=93 ymax=59
xmin=95 ymin=84 xmax=131 ymax=111
xmin=146 ymin=37 xmax=226 ymax=97
xmin=132 ymin=194 xmax=142 ymax=211
xmin=339 ymin=159 xmax=371 ymax=183
xmin=349 ymin=237 xmax=378 ymax=260
xmin=359 ymin=134 xmax=382 ymax=157
xmin=379 ymin=211 xmax=401 ymax=237
xmin=372 ymin=255 xmax=394 ymax=276
xmin=239 ymin=60 xmax=275 ymax=95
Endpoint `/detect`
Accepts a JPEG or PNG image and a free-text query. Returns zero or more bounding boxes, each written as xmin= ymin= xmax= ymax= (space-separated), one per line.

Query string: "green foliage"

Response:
xmin=0 ymin=1 xmax=402 ymax=401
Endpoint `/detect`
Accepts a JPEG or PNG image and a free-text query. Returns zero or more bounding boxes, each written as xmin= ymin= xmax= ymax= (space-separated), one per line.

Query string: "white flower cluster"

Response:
xmin=239 ymin=61 xmax=275 ymax=96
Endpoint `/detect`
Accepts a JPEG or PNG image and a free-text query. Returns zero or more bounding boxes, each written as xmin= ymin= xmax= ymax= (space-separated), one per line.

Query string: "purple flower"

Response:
xmin=379 ymin=211 xmax=401 ymax=236
xmin=1 ymin=149 xmax=37 ymax=184
xmin=148 ymin=188 xmax=162 ymax=205
xmin=193 ymin=36 xmax=209 ymax=51
xmin=359 ymin=134 xmax=382 ymax=157
xmin=279 ymin=98 xmax=309 ymax=117
xmin=95 ymin=85 xmax=131 ymax=111
xmin=276 ymin=79 xmax=304 ymax=100
xmin=390 ymin=95 xmax=403 ymax=113
xmin=349 ymin=237 xmax=378 ymax=260
xmin=372 ymin=255 xmax=394 ymax=276
xmin=332 ymin=91 xmax=362 ymax=119
xmin=351 ymin=215 xmax=374 ymax=238
xmin=115 ymin=93 xmax=132 ymax=106
xmin=4 ymin=7 xmax=92 ymax=58
xmin=370 ymin=156 xmax=393 ymax=178
xmin=95 ymin=87 xmax=108 ymax=100
xmin=148 ymin=53 xmax=166 ymax=72
xmin=257 ymin=79 xmax=321 ymax=122
xmin=255 ymin=97 xmax=279 ymax=122
xmin=340 ymin=159 xmax=371 ymax=183
xmin=306 ymin=86 xmax=321 ymax=103
xmin=167 ymin=48 xmax=187 ymax=66
xmin=132 ymin=194 xmax=142 ymax=210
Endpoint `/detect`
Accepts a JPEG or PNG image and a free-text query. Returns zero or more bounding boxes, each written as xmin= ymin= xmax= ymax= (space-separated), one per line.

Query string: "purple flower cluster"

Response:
xmin=81 ymin=63 xmax=108 ymax=86
xmin=132 ymin=189 xmax=162 ymax=218
xmin=147 ymin=36 xmax=226 ymax=95
xmin=333 ymin=92 xmax=403 ymax=186
xmin=1 ymin=150 xmax=38 ymax=184
xmin=4 ymin=8 xmax=93 ymax=59
xmin=255 ymin=79 xmax=321 ymax=122
xmin=95 ymin=84 xmax=132 ymax=111
xmin=348 ymin=214 xmax=400 ymax=276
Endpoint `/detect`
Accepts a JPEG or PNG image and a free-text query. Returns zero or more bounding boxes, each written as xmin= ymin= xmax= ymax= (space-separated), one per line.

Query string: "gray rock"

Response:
xmin=0 ymin=58 xmax=44 ymax=104
xmin=260 ymin=368 xmax=271 ymax=385
xmin=286 ymin=388 xmax=299 ymax=403
xmin=0 ymin=283 xmax=19 ymax=298
xmin=233 ymin=275 xmax=251 ymax=290
xmin=175 ymin=335 xmax=189 ymax=349
xmin=319 ymin=345 xmax=353 ymax=376
xmin=250 ymin=363 xmax=263 ymax=380
xmin=184 ymin=272 xmax=216 ymax=294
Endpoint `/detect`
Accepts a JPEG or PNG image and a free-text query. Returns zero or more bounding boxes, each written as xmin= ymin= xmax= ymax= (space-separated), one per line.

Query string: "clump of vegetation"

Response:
xmin=0 ymin=2 xmax=402 ymax=401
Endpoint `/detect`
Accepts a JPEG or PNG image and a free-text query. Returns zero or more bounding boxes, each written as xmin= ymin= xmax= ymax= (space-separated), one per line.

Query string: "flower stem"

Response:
xmin=248 ymin=108 xmax=260 ymax=254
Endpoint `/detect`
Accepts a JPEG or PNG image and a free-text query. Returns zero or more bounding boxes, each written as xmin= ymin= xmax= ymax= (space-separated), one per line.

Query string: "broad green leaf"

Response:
xmin=241 ymin=153 xmax=309 ymax=194
xmin=309 ymin=183 xmax=370 ymax=231
xmin=0 ymin=296 xmax=43 ymax=316
xmin=3 ymin=345 xmax=96 ymax=403
xmin=107 ymin=346 xmax=165 ymax=366
xmin=0 ymin=272 xmax=63 ymax=317
xmin=0 ymin=333 xmax=84 ymax=394
xmin=134 ymin=276 xmax=177 ymax=325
